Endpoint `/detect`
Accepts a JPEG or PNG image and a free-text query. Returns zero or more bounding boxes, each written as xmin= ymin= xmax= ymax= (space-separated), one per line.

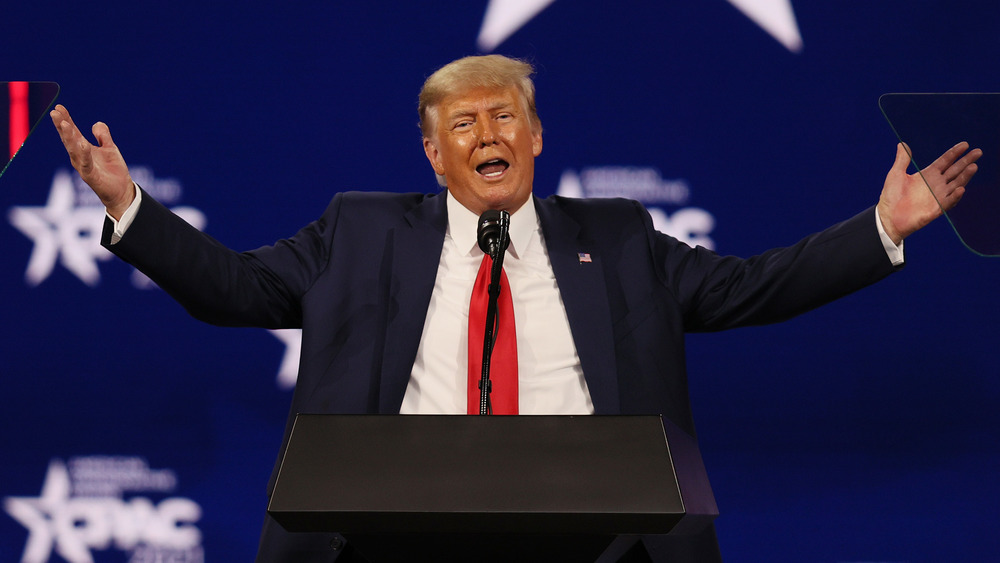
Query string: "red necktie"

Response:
xmin=468 ymin=254 xmax=518 ymax=414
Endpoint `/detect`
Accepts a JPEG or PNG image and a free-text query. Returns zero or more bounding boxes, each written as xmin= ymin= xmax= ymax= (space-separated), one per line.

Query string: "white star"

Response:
xmin=8 ymin=170 xmax=111 ymax=286
xmin=477 ymin=0 xmax=556 ymax=52
xmin=727 ymin=0 xmax=803 ymax=52
xmin=9 ymin=169 xmax=208 ymax=288
xmin=3 ymin=459 xmax=92 ymax=563
xmin=269 ymin=329 xmax=302 ymax=389
xmin=476 ymin=0 xmax=802 ymax=54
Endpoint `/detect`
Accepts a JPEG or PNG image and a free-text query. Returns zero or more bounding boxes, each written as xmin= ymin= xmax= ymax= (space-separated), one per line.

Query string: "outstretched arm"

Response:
xmin=877 ymin=141 xmax=981 ymax=245
xmin=50 ymin=104 xmax=135 ymax=220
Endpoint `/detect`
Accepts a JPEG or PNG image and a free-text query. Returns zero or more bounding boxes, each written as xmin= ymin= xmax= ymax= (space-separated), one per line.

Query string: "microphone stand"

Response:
xmin=478 ymin=211 xmax=510 ymax=415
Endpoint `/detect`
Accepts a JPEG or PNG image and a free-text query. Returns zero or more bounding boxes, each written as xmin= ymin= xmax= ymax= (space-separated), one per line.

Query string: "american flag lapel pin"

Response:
xmin=577 ymin=252 xmax=592 ymax=263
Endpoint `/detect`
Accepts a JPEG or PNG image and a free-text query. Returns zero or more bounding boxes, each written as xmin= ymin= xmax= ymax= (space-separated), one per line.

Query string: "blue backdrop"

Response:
xmin=3 ymin=1 xmax=998 ymax=561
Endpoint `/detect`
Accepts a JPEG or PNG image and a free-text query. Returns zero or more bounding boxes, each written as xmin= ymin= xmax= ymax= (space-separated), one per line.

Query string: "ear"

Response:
xmin=532 ymin=129 xmax=543 ymax=157
xmin=423 ymin=137 xmax=446 ymax=176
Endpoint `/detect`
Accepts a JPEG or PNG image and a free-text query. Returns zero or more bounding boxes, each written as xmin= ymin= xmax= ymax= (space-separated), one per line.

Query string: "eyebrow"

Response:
xmin=445 ymin=99 xmax=518 ymax=122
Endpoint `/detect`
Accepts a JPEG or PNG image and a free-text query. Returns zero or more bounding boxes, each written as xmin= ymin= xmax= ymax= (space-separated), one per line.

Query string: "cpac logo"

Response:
xmin=558 ymin=167 xmax=716 ymax=250
xmin=8 ymin=168 xmax=206 ymax=288
xmin=4 ymin=457 xmax=203 ymax=563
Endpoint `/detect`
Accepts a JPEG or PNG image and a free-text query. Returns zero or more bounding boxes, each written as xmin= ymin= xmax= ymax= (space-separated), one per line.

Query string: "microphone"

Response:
xmin=475 ymin=209 xmax=511 ymax=415
xmin=477 ymin=210 xmax=511 ymax=257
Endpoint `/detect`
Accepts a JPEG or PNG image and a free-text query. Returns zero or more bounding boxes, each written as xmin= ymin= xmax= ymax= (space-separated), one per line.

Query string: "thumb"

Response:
xmin=91 ymin=122 xmax=115 ymax=148
xmin=890 ymin=142 xmax=911 ymax=175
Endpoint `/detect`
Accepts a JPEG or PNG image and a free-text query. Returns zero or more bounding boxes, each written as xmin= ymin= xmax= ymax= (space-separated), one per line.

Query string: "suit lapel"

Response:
xmin=535 ymin=197 xmax=621 ymax=414
xmin=378 ymin=192 xmax=448 ymax=413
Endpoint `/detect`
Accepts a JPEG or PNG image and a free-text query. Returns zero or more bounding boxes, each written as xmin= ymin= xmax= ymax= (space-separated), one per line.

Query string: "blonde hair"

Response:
xmin=418 ymin=54 xmax=541 ymax=137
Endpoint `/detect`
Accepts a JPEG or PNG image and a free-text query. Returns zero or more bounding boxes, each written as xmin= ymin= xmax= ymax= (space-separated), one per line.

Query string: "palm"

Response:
xmin=877 ymin=142 xmax=981 ymax=244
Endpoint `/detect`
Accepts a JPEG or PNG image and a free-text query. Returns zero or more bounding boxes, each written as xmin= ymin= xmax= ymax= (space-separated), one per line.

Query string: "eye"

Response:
xmin=453 ymin=120 xmax=473 ymax=130
xmin=496 ymin=113 xmax=513 ymax=121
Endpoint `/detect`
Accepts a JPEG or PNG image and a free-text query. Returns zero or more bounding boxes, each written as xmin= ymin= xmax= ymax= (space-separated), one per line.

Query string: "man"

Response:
xmin=51 ymin=55 xmax=979 ymax=562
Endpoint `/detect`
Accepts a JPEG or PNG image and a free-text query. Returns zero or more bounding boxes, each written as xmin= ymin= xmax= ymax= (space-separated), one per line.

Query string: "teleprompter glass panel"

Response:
xmin=0 ymin=81 xmax=60 ymax=180
xmin=880 ymin=93 xmax=999 ymax=257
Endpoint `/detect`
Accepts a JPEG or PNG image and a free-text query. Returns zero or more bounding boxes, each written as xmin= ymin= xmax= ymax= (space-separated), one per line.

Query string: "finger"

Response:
xmin=50 ymin=106 xmax=89 ymax=153
xmin=73 ymin=136 xmax=95 ymax=173
xmin=49 ymin=104 xmax=64 ymax=126
xmin=942 ymin=147 xmax=982 ymax=182
xmin=60 ymin=119 xmax=91 ymax=159
xmin=54 ymin=104 xmax=83 ymax=137
xmin=50 ymin=105 xmax=75 ymax=142
xmin=48 ymin=105 xmax=97 ymax=177
xmin=91 ymin=121 xmax=115 ymax=148
xmin=940 ymin=185 xmax=966 ymax=212
xmin=928 ymin=141 xmax=971 ymax=173
xmin=952 ymin=162 xmax=979 ymax=188
xmin=49 ymin=103 xmax=69 ymax=126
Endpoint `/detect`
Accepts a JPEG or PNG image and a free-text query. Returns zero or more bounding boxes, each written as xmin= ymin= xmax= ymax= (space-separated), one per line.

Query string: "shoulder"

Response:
xmin=535 ymin=194 xmax=655 ymax=238
xmin=326 ymin=190 xmax=439 ymax=214
xmin=314 ymin=190 xmax=444 ymax=227
xmin=537 ymin=194 xmax=646 ymax=215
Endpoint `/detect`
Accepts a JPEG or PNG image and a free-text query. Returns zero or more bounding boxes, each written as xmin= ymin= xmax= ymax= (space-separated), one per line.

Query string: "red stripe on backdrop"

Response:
xmin=9 ymin=81 xmax=30 ymax=159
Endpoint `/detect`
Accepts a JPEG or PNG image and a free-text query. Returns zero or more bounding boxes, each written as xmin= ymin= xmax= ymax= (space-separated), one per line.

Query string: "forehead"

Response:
xmin=437 ymin=85 xmax=526 ymax=118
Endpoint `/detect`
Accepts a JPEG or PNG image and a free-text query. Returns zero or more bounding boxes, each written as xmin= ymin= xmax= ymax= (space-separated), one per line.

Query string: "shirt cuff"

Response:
xmin=875 ymin=207 xmax=904 ymax=266
xmin=107 ymin=184 xmax=142 ymax=245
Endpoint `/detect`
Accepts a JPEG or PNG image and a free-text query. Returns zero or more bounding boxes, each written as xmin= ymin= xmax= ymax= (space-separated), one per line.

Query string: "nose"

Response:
xmin=476 ymin=119 xmax=498 ymax=147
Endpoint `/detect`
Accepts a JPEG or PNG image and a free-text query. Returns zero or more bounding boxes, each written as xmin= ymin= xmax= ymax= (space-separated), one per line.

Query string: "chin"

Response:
xmin=485 ymin=187 xmax=528 ymax=207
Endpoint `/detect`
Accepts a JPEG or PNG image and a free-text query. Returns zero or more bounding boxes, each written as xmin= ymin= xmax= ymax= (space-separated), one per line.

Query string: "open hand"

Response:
xmin=877 ymin=141 xmax=981 ymax=245
xmin=50 ymin=104 xmax=135 ymax=220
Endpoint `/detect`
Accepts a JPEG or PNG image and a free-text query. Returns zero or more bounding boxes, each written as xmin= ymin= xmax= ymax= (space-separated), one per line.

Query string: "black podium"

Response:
xmin=267 ymin=414 xmax=717 ymax=562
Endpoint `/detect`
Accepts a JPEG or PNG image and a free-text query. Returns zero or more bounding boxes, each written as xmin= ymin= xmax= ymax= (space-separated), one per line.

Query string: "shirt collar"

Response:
xmin=446 ymin=191 xmax=537 ymax=260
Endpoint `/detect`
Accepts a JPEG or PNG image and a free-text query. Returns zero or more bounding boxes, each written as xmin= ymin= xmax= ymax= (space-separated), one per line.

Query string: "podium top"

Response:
xmin=267 ymin=414 xmax=715 ymax=535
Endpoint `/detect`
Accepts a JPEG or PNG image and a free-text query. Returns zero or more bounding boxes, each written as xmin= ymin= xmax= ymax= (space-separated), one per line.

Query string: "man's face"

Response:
xmin=423 ymin=85 xmax=543 ymax=216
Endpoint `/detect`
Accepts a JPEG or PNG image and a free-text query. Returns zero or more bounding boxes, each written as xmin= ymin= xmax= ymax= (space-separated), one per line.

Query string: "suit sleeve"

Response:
xmin=101 ymin=187 xmax=342 ymax=329
xmin=644 ymin=204 xmax=900 ymax=332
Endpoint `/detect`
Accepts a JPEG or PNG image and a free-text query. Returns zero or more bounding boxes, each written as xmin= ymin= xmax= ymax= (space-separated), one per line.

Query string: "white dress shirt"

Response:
xmin=399 ymin=192 xmax=595 ymax=414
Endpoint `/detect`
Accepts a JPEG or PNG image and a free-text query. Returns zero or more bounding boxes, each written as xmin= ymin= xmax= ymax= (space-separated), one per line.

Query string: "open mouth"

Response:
xmin=476 ymin=159 xmax=509 ymax=178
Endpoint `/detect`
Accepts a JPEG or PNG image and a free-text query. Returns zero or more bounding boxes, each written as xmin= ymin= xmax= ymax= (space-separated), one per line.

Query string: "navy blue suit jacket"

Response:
xmin=104 ymin=188 xmax=897 ymax=561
